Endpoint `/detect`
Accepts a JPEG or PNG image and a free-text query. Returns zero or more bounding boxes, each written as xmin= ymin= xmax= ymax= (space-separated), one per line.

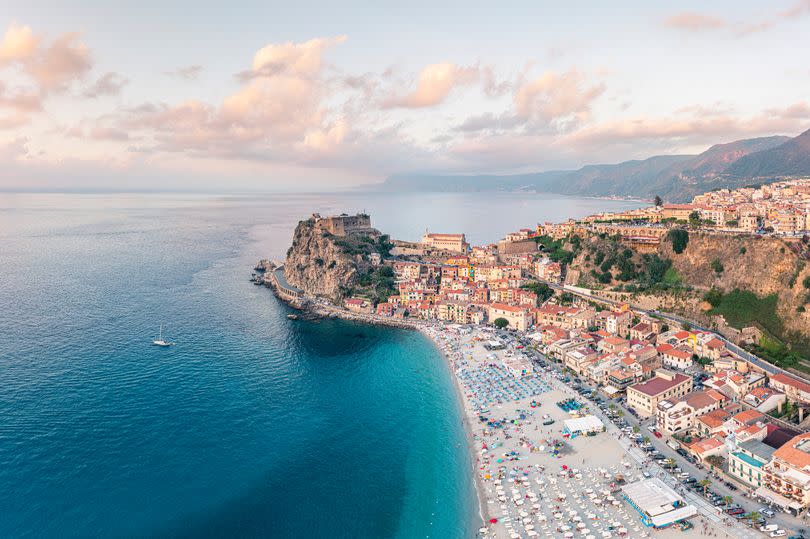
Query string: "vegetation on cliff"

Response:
xmin=285 ymin=218 xmax=394 ymax=304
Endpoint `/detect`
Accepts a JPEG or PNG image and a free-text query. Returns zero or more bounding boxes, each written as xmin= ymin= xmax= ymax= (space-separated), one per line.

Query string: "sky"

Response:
xmin=0 ymin=0 xmax=809 ymax=191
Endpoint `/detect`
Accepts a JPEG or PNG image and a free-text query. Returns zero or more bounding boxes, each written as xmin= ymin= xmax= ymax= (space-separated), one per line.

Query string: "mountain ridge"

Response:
xmin=382 ymin=131 xmax=806 ymax=201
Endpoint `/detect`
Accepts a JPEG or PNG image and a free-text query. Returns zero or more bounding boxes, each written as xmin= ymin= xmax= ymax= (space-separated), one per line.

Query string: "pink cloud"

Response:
xmin=382 ymin=63 xmax=479 ymax=108
xmin=83 ymin=72 xmax=128 ymax=98
xmin=664 ymin=12 xmax=726 ymax=32
xmin=0 ymin=23 xmax=38 ymax=66
xmin=513 ymin=70 xmax=605 ymax=129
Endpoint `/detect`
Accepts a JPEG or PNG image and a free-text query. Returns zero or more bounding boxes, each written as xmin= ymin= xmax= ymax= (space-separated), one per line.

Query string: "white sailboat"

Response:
xmin=153 ymin=324 xmax=173 ymax=347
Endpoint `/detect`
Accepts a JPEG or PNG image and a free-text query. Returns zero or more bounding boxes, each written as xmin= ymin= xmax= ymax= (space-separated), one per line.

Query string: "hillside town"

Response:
xmin=539 ymin=178 xmax=810 ymax=245
xmin=314 ymin=182 xmax=810 ymax=531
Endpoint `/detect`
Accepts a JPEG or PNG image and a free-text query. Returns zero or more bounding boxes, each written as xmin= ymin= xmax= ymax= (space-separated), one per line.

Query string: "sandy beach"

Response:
xmin=422 ymin=323 xmax=761 ymax=539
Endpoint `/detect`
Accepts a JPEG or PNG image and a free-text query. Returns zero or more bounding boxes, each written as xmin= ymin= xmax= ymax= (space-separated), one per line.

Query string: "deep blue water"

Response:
xmin=0 ymin=192 xmax=641 ymax=538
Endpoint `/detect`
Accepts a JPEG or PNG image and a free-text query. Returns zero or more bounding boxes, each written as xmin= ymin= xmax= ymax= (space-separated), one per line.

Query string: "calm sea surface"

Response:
xmin=0 ymin=191 xmax=642 ymax=538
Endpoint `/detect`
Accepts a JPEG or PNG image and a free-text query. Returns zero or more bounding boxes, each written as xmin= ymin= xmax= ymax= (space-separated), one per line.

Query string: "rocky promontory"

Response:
xmin=284 ymin=214 xmax=395 ymax=304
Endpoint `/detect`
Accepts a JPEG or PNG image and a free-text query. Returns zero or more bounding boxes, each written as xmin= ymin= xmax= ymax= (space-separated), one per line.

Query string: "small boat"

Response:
xmin=287 ymin=314 xmax=298 ymax=320
xmin=153 ymin=324 xmax=173 ymax=347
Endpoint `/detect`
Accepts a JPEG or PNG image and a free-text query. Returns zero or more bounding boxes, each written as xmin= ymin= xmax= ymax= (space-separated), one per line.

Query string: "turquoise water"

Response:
xmin=0 ymin=192 xmax=641 ymax=537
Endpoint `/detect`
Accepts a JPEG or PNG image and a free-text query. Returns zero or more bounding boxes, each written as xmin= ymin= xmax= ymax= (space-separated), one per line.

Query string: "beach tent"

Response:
xmin=562 ymin=415 xmax=604 ymax=436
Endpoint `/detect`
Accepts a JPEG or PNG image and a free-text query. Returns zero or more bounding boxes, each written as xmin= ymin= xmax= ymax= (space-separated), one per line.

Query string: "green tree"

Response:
xmin=654 ymin=195 xmax=663 ymax=207
xmin=688 ymin=211 xmax=701 ymax=227
xmin=698 ymin=478 xmax=712 ymax=496
xmin=521 ymin=281 xmax=554 ymax=302
xmin=711 ymin=259 xmax=724 ymax=274
xmin=703 ymin=288 xmax=723 ymax=307
xmin=722 ymin=495 xmax=733 ymax=507
xmin=667 ymin=229 xmax=689 ymax=254
xmin=803 ymin=275 xmax=810 ymax=289
xmin=493 ymin=317 xmax=509 ymax=329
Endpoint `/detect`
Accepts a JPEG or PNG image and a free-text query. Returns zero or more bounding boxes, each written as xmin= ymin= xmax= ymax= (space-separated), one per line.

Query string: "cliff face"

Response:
xmin=568 ymin=231 xmax=810 ymax=341
xmin=659 ymin=232 xmax=810 ymax=337
xmin=283 ymin=218 xmax=377 ymax=302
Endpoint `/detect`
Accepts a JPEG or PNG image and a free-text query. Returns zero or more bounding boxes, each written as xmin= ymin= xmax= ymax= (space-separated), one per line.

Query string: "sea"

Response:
xmin=0 ymin=191 xmax=643 ymax=538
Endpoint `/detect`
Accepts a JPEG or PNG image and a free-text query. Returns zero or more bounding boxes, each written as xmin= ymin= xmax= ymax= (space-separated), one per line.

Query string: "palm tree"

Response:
xmin=664 ymin=458 xmax=677 ymax=469
xmin=632 ymin=426 xmax=640 ymax=434
xmin=722 ymin=495 xmax=733 ymax=507
xmin=642 ymin=436 xmax=650 ymax=444
xmin=745 ymin=511 xmax=761 ymax=523
xmin=699 ymin=478 xmax=712 ymax=496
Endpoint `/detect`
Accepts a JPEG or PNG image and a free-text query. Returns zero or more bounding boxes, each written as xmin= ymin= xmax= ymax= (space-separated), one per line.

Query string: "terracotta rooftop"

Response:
xmin=684 ymin=390 xmax=723 ymax=410
xmin=733 ymin=409 xmax=766 ymax=425
xmin=770 ymin=373 xmax=810 ymax=394
xmin=689 ymin=436 xmax=724 ymax=454
xmin=772 ymin=433 xmax=810 ymax=469
xmin=696 ymin=409 xmax=731 ymax=428
xmin=629 ymin=373 xmax=690 ymax=397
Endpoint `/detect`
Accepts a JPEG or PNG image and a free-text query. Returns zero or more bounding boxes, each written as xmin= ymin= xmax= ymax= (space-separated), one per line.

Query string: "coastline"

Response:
xmin=417 ymin=324 xmax=489 ymax=535
xmin=263 ymin=276 xmax=487 ymax=533
xmin=263 ymin=274 xmax=753 ymax=539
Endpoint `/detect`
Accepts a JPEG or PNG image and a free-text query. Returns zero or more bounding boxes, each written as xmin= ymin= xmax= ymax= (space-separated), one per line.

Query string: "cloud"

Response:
xmin=23 ymin=32 xmax=92 ymax=92
xmin=164 ymin=64 xmax=203 ymax=80
xmin=665 ymin=2 xmax=810 ymax=37
xmin=0 ymin=23 xmax=38 ymax=66
xmin=513 ymin=70 xmax=605 ymax=129
xmin=0 ymin=23 xmax=93 ymax=112
xmin=236 ymin=35 xmax=346 ymax=82
xmin=83 ymin=72 xmax=128 ymax=98
xmin=664 ymin=12 xmax=726 ymax=32
xmin=117 ymin=36 xmax=353 ymax=162
xmin=0 ymin=81 xmax=42 ymax=111
xmin=382 ymin=63 xmax=479 ymax=108
xmin=782 ymin=0 xmax=810 ymax=17
xmin=454 ymin=112 xmax=522 ymax=133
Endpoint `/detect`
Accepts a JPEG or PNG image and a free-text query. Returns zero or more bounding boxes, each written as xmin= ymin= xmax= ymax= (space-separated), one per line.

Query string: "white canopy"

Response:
xmin=563 ymin=415 xmax=604 ymax=433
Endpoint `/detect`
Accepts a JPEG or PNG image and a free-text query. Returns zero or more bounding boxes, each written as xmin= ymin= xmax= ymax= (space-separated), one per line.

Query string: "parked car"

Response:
xmin=760 ymin=524 xmax=779 ymax=532
xmin=653 ymin=431 xmax=663 ymax=438
xmin=761 ymin=508 xmax=776 ymax=518
xmin=770 ymin=531 xmax=786 ymax=537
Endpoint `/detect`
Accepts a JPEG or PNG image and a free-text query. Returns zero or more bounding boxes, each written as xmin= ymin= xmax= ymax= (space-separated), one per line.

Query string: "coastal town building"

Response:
xmin=312 ymin=213 xmax=371 ymax=236
xmin=728 ymin=439 xmax=776 ymax=488
xmin=760 ymin=432 xmax=810 ymax=513
xmin=488 ymin=303 xmax=530 ymax=331
xmin=655 ymin=389 xmax=726 ymax=435
xmin=421 ymin=232 xmax=469 ymax=253
xmin=627 ymin=370 xmax=693 ymax=418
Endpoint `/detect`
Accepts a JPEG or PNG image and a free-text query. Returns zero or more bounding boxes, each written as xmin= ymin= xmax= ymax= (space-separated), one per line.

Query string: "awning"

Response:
xmin=755 ymin=486 xmax=804 ymax=511
xmin=602 ymin=385 xmax=621 ymax=396
xmin=650 ymin=505 xmax=697 ymax=528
